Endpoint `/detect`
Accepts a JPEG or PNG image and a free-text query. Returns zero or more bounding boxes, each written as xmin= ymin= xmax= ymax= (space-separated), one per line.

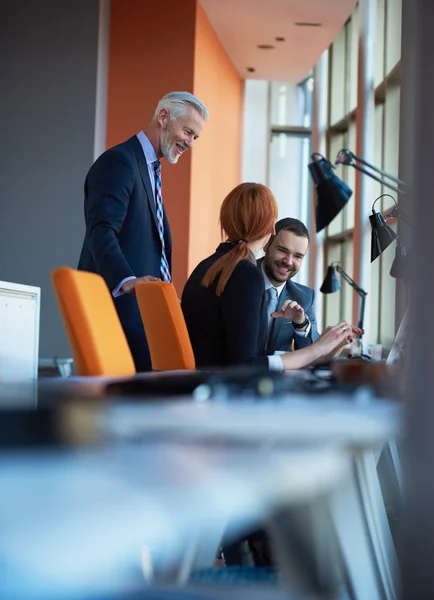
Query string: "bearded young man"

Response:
xmin=78 ymin=92 xmax=208 ymax=371
xmin=258 ymin=217 xmax=319 ymax=357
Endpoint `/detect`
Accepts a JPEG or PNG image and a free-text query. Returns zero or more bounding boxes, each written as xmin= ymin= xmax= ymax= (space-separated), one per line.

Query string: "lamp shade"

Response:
xmin=308 ymin=155 xmax=353 ymax=233
xmin=320 ymin=266 xmax=340 ymax=294
xmin=369 ymin=210 xmax=397 ymax=262
xmin=390 ymin=243 xmax=408 ymax=279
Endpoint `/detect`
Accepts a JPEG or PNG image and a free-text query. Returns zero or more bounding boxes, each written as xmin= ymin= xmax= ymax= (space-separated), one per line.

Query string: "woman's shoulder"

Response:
xmin=234 ymin=257 xmax=263 ymax=275
xmin=227 ymin=259 xmax=263 ymax=289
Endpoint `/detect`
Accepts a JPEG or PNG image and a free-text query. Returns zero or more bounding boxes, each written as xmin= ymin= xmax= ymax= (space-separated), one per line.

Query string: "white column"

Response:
xmin=353 ymin=0 xmax=375 ymax=340
xmin=241 ymin=80 xmax=269 ymax=185
xmin=309 ymin=50 xmax=328 ymax=333
xmin=93 ymin=0 xmax=111 ymax=160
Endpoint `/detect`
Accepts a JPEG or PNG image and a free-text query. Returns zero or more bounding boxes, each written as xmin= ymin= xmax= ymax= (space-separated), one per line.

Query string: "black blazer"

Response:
xmin=181 ymin=243 xmax=269 ymax=369
xmin=257 ymin=258 xmax=319 ymax=353
xmin=78 ymin=135 xmax=171 ymax=371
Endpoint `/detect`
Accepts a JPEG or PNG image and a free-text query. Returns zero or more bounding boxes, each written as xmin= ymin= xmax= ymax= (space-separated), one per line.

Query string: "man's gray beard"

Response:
xmin=160 ymin=129 xmax=179 ymax=164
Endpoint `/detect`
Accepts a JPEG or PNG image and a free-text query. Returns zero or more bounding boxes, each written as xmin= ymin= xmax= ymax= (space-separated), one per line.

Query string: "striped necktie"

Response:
xmin=153 ymin=160 xmax=171 ymax=282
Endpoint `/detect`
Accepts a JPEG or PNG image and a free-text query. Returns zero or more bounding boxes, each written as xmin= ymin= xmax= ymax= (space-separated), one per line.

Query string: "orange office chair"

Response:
xmin=51 ymin=267 xmax=136 ymax=377
xmin=135 ymin=281 xmax=196 ymax=371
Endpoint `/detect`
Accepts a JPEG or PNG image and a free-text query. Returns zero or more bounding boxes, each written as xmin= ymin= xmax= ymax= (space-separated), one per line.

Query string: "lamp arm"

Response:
xmin=336 ymin=149 xmax=408 ymax=194
xmin=335 ymin=265 xmax=367 ymax=298
xmin=400 ymin=213 xmax=412 ymax=226
xmin=388 ymin=206 xmax=413 ymax=226
xmin=352 ymin=164 xmax=406 ymax=195
xmin=350 ymin=152 xmax=407 ymax=187
xmin=359 ymin=294 xmax=366 ymax=331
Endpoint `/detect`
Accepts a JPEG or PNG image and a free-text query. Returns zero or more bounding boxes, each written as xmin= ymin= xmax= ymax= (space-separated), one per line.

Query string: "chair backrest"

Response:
xmin=51 ymin=267 xmax=136 ymax=377
xmin=135 ymin=281 xmax=196 ymax=370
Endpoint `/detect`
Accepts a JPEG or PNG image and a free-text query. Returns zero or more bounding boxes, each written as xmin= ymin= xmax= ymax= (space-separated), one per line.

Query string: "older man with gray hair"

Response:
xmin=78 ymin=91 xmax=208 ymax=371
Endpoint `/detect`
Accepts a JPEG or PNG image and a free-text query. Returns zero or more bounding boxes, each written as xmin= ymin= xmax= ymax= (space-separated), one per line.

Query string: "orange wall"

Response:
xmin=107 ymin=0 xmax=196 ymax=290
xmin=106 ymin=0 xmax=243 ymax=291
xmin=190 ymin=4 xmax=243 ymax=274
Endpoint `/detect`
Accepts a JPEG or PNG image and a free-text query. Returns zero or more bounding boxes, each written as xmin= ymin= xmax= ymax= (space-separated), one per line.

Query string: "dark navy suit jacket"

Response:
xmin=182 ymin=243 xmax=269 ymax=369
xmin=78 ymin=135 xmax=171 ymax=371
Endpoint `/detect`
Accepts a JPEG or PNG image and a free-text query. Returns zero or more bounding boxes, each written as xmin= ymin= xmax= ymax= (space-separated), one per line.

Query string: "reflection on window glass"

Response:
xmin=268 ymin=133 xmax=312 ymax=285
xmin=278 ymin=132 xmax=287 ymax=159
xmin=278 ymin=86 xmax=287 ymax=125
xmin=270 ymin=74 xmax=313 ymax=127
xmin=304 ymin=77 xmax=314 ymax=127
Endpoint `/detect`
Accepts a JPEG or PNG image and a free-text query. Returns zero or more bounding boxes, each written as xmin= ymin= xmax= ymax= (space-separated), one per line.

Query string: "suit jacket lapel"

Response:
xmin=139 ymin=159 xmax=159 ymax=231
xmin=258 ymin=257 xmax=284 ymax=352
xmin=163 ymin=210 xmax=172 ymax=267
xmin=130 ymin=136 xmax=159 ymax=232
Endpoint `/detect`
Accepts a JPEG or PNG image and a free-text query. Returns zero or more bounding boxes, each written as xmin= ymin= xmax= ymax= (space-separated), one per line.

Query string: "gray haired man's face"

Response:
xmin=159 ymin=107 xmax=205 ymax=164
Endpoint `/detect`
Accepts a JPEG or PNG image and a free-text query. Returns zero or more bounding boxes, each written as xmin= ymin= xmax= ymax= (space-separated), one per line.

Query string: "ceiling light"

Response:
xmin=257 ymin=44 xmax=275 ymax=50
xmin=246 ymin=67 xmax=256 ymax=73
xmin=294 ymin=22 xmax=322 ymax=27
xmin=275 ymin=37 xmax=285 ymax=42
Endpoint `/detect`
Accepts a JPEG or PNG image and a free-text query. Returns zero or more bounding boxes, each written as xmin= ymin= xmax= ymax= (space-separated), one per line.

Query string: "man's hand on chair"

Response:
xmin=121 ymin=276 xmax=160 ymax=294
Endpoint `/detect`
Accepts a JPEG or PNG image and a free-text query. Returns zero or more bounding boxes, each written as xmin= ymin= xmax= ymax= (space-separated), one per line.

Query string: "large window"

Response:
xmin=322 ymin=0 xmax=402 ymax=348
xmin=267 ymin=79 xmax=313 ymax=285
xmin=242 ymin=79 xmax=313 ymax=247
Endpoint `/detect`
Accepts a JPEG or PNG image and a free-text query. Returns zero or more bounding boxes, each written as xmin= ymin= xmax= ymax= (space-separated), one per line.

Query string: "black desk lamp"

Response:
xmin=370 ymin=194 xmax=398 ymax=262
xmin=370 ymin=193 xmax=412 ymax=278
xmin=309 ymin=148 xmax=411 ymax=278
xmin=308 ymin=153 xmax=353 ymax=232
xmin=320 ymin=263 xmax=367 ymax=331
xmin=308 ymin=148 xmax=409 ymax=232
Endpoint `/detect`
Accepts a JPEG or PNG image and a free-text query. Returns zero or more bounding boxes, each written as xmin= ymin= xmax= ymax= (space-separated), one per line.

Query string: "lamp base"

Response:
xmin=348 ymin=338 xmax=362 ymax=358
xmin=348 ymin=353 xmax=373 ymax=361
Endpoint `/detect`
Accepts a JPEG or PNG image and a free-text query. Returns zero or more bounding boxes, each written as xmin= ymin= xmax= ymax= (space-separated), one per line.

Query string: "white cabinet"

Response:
xmin=0 ymin=281 xmax=40 ymax=382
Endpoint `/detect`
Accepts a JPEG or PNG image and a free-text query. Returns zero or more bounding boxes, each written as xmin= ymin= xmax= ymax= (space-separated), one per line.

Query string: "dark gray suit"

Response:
xmin=258 ymin=258 xmax=319 ymax=353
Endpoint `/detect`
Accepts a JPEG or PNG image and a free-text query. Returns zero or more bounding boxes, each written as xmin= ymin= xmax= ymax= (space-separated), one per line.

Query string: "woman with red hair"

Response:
xmin=182 ymin=182 xmax=361 ymax=370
